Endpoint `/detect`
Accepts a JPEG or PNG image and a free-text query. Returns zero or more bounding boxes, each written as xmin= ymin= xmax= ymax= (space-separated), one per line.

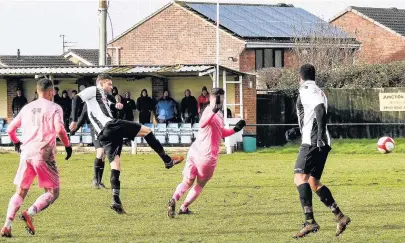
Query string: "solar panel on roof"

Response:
xmin=186 ymin=3 xmax=349 ymax=38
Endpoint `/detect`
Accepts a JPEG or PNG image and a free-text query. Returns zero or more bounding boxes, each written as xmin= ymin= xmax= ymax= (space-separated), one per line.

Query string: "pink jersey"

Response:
xmin=7 ymin=98 xmax=68 ymax=162
xmin=189 ymin=107 xmax=235 ymax=163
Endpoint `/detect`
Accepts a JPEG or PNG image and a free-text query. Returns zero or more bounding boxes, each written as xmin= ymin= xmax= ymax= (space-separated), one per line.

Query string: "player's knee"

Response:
xmin=16 ymin=188 xmax=28 ymax=199
xmin=294 ymin=173 xmax=308 ymax=186
xmin=183 ymin=177 xmax=195 ymax=187
xmin=309 ymin=178 xmax=322 ymax=191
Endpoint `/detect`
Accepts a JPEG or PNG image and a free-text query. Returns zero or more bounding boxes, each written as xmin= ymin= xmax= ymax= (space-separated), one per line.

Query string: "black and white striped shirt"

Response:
xmin=296 ymin=81 xmax=330 ymax=146
xmin=78 ymin=86 xmax=114 ymax=135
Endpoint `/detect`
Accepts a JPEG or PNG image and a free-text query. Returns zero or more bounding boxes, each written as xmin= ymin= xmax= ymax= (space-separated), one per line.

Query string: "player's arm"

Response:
xmin=54 ymin=107 xmax=72 ymax=160
xmin=200 ymin=96 xmax=222 ymax=128
xmin=222 ymin=120 xmax=246 ymax=138
xmin=7 ymin=113 xmax=22 ymax=153
xmin=314 ymin=104 xmax=327 ymax=145
xmin=71 ymin=104 xmax=88 ymax=135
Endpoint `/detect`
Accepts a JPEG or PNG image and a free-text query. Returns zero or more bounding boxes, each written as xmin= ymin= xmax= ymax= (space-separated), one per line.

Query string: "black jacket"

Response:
xmin=60 ymin=97 xmax=72 ymax=119
xmin=136 ymin=89 xmax=154 ymax=114
xmin=123 ymin=98 xmax=136 ymax=121
xmin=180 ymin=96 xmax=198 ymax=118
xmin=12 ymin=96 xmax=27 ymax=115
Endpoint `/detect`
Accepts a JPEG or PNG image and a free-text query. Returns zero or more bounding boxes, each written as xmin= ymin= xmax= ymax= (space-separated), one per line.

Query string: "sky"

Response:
xmin=0 ymin=0 xmax=404 ymax=55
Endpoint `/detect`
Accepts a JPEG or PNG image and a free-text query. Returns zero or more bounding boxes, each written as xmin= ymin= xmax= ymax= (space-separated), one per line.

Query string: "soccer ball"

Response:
xmin=377 ymin=136 xmax=395 ymax=154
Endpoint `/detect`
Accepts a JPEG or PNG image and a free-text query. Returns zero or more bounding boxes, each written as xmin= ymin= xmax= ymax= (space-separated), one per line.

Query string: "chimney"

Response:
xmin=17 ymin=49 xmax=20 ymax=60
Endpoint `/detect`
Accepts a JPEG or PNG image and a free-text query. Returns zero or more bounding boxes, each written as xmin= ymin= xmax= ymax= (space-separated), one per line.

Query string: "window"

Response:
xmin=255 ymin=49 xmax=284 ymax=70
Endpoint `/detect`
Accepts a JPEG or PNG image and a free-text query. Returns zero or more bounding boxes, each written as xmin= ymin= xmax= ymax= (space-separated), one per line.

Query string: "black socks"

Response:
xmin=110 ymin=169 xmax=121 ymax=205
xmin=316 ymin=186 xmax=343 ymax=218
xmin=297 ymin=183 xmax=314 ymax=223
xmin=144 ymin=133 xmax=171 ymax=163
xmin=94 ymin=158 xmax=105 ymax=183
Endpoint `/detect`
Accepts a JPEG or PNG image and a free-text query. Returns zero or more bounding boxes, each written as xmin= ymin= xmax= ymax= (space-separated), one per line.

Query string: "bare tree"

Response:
xmin=257 ymin=22 xmax=359 ymax=91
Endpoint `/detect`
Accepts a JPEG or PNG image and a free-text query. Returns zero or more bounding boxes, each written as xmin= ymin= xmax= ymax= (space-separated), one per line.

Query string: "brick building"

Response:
xmin=108 ymin=1 xmax=349 ymax=133
xmin=330 ymin=6 xmax=405 ymax=64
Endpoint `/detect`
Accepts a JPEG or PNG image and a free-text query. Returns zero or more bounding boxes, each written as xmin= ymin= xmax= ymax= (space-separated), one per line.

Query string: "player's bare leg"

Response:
xmin=179 ymin=178 xmax=209 ymax=215
xmin=168 ymin=177 xmax=195 ymax=218
xmin=1 ymin=187 xmax=28 ymax=238
xmin=21 ymin=188 xmax=59 ymax=235
xmin=137 ymin=126 xmax=184 ymax=168
xmin=110 ymin=155 xmax=125 ymax=214
xmin=309 ymin=177 xmax=351 ymax=237
xmin=293 ymin=173 xmax=320 ymax=238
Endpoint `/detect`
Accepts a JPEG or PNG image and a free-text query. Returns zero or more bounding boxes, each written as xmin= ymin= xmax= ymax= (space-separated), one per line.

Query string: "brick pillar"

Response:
xmin=237 ymin=49 xmax=257 ymax=134
xmin=235 ymin=76 xmax=257 ymax=134
xmin=151 ymin=77 xmax=168 ymax=100
xmin=6 ymin=78 xmax=21 ymax=122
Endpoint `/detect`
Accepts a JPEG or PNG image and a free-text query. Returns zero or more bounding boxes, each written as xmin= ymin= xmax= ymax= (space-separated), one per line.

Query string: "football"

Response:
xmin=377 ymin=136 xmax=395 ymax=154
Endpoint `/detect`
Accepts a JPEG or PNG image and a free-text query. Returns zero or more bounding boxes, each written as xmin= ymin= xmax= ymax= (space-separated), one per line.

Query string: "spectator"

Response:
xmin=61 ymin=90 xmax=72 ymax=131
xmin=123 ymin=91 xmax=136 ymax=121
xmin=71 ymin=90 xmax=78 ymax=98
xmin=156 ymin=90 xmax=177 ymax=124
xmin=180 ymin=89 xmax=198 ymax=124
xmin=32 ymin=91 xmax=38 ymax=102
xmin=53 ymin=87 xmax=61 ymax=105
xmin=137 ymin=89 xmax=154 ymax=124
xmin=12 ymin=87 xmax=28 ymax=117
xmin=70 ymin=90 xmax=81 ymax=123
xmin=112 ymin=86 xmax=125 ymax=119
xmin=198 ymin=86 xmax=210 ymax=117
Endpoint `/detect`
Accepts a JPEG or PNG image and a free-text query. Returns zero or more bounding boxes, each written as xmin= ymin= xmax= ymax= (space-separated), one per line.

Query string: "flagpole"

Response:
xmin=216 ymin=0 xmax=220 ymax=88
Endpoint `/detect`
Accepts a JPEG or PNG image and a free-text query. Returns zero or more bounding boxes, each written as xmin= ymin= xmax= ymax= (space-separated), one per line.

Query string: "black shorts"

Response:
xmin=294 ymin=144 xmax=331 ymax=180
xmin=98 ymin=119 xmax=142 ymax=163
xmin=90 ymin=129 xmax=102 ymax=149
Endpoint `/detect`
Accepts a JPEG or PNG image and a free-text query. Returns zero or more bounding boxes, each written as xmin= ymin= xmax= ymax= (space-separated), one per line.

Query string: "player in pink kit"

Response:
xmin=0 ymin=79 xmax=72 ymax=238
xmin=167 ymin=88 xmax=246 ymax=217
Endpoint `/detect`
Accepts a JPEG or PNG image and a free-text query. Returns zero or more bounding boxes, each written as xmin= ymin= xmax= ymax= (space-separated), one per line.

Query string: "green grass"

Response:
xmin=261 ymin=138 xmax=405 ymax=154
xmin=0 ymin=147 xmax=404 ymax=243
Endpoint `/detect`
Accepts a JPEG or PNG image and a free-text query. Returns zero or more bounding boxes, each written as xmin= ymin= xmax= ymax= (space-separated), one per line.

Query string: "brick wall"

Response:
xmin=151 ymin=77 xmax=168 ymax=100
xmin=332 ymin=11 xmax=405 ymax=64
xmin=284 ymin=49 xmax=298 ymax=68
xmin=234 ymin=75 xmax=256 ymax=134
xmin=108 ymin=3 xmax=246 ymax=70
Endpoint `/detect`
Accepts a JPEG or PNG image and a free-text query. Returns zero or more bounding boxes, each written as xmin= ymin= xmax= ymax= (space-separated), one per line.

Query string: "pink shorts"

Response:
xmin=14 ymin=159 xmax=60 ymax=189
xmin=182 ymin=154 xmax=217 ymax=181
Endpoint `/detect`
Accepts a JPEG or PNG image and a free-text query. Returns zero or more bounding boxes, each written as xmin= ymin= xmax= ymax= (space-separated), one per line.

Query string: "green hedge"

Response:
xmin=261 ymin=61 xmax=405 ymax=96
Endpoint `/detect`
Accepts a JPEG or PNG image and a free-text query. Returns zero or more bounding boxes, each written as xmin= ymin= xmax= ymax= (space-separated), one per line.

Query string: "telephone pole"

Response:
xmin=99 ymin=0 xmax=107 ymax=66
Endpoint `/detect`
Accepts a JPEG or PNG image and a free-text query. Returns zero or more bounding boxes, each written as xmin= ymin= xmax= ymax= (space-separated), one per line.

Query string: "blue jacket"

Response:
xmin=156 ymin=98 xmax=177 ymax=120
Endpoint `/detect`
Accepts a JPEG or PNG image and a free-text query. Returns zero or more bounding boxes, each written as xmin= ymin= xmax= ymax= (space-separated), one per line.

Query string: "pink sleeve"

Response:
xmin=199 ymin=109 xmax=216 ymax=128
xmin=54 ymin=107 xmax=70 ymax=147
xmin=222 ymin=128 xmax=235 ymax=138
xmin=7 ymin=114 xmax=22 ymax=144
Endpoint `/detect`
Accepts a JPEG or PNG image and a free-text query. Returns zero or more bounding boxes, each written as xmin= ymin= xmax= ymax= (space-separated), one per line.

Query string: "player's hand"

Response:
xmin=212 ymin=95 xmax=222 ymax=113
xmin=317 ymin=139 xmax=326 ymax=152
xmin=115 ymin=103 xmax=124 ymax=110
xmin=69 ymin=122 xmax=78 ymax=132
xmin=70 ymin=129 xmax=77 ymax=136
xmin=233 ymin=120 xmax=246 ymax=133
xmin=65 ymin=146 xmax=72 ymax=160
xmin=13 ymin=141 xmax=22 ymax=153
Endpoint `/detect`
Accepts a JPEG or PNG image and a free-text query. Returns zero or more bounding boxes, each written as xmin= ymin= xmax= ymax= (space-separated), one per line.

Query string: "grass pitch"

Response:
xmin=0 ymin=140 xmax=404 ymax=243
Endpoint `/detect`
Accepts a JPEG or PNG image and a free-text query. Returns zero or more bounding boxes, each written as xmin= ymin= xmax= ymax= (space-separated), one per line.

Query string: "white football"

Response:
xmin=377 ymin=136 xmax=395 ymax=154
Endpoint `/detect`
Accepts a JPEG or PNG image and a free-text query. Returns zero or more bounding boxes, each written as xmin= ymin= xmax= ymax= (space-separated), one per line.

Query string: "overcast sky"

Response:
xmin=0 ymin=0 xmax=404 ymax=55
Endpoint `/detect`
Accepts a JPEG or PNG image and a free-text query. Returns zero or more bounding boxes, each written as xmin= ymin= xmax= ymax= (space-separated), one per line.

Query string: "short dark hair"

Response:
xmin=211 ymin=88 xmax=225 ymax=96
xmin=37 ymin=78 xmax=54 ymax=92
xmin=299 ymin=64 xmax=316 ymax=81
xmin=72 ymin=90 xmax=77 ymax=94
xmin=54 ymin=86 xmax=59 ymax=92
xmin=97 ymin=73 xmax=112 ymax=82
